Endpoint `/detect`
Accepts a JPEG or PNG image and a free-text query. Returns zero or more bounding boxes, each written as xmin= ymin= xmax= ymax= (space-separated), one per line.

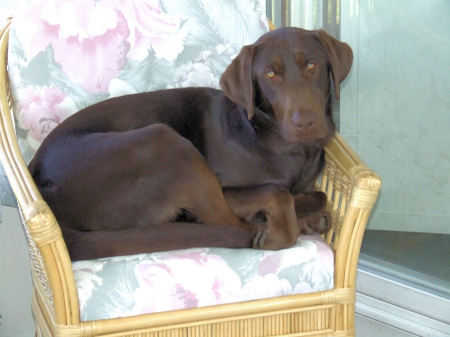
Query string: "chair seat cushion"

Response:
xmin=73 ymin=234 xmax=334 ymax=320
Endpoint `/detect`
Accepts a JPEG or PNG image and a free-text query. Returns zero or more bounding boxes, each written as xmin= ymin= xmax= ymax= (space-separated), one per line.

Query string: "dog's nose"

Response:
xmin=291 ymin=110 xmax=317 ymax=132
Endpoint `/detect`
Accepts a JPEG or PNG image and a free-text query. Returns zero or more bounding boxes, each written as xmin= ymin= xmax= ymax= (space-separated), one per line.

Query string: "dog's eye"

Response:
xmin=305 ymin=62 xmax=317 ymax=72
xmin=265 ymin=70 xmax=276 ymax=79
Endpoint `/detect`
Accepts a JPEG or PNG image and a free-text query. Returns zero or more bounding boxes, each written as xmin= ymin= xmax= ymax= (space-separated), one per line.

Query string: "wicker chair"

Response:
xmin=0 ymin=17 xmax=381 ymax=337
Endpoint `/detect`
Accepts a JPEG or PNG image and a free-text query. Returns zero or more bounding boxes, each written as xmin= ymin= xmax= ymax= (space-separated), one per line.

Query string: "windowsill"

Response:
xmin=356 ymin=260 xmax=450 ymax=336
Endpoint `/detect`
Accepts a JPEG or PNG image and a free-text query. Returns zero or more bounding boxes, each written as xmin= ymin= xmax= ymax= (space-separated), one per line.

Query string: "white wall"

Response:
xmin=1 ymin=1 xmax=35 ymax=334
xmin=0 ymin=206 xmax=34 ymax=337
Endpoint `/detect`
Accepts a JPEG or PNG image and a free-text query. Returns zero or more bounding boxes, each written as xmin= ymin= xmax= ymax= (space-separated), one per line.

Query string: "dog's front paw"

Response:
xmin=295 ymin=191 xmax=327 ymax=215
xmin=298 ymin=210 xmax=331 ymax=234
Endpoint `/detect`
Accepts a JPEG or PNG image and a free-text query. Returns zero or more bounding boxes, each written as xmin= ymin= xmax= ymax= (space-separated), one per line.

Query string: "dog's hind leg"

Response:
xmin=129 ymin=124 xmax=249 ymax=229
xmin=56 ymin=123 xmax=259 ymax=259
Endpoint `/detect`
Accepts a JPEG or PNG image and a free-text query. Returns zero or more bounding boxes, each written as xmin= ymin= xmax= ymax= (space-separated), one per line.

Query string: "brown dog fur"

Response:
xmin=29 ymin=28 xmax=352 ymax=260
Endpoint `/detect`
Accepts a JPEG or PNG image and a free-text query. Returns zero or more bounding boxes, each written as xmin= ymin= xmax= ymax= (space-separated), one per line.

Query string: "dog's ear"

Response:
xmin=220 ymin=45 xmax=256 ymax=119
xmin=316 ymin=30 xmax=353 ymax=99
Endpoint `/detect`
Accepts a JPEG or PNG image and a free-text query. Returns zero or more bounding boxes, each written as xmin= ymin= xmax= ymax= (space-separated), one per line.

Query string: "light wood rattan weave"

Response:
xmin=0 ymin=18 xmax=381 ymax=337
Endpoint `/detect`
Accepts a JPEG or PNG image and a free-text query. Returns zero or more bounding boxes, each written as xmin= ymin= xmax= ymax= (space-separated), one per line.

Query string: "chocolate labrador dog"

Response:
xmin=29 ymin=27 xmax=352 ymax=261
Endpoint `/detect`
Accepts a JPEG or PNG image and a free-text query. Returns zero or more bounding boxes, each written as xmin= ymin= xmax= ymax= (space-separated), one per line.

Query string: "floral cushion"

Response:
xmin=74 ymin=235 xmax=334 ymax=320
xmin=8 ymin=0 xmax=269 ymax=159
xmin=7 ymin=0 xmax=335 ymax=321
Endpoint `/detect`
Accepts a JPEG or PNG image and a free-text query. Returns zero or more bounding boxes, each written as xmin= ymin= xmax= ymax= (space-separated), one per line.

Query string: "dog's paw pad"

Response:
xmin=298 ymin=210 xmax=331 ymax=234
xmin=317 ymin=211 xmax=331 ymax=234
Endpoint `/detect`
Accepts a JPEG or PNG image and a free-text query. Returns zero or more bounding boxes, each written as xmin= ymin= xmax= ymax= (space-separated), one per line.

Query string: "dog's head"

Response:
xmin=220 ymin=27 xmax=353 ymax=143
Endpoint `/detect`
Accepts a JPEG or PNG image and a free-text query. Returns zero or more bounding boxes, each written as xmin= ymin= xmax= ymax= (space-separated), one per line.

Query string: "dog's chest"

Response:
xmin=207 ymin=144 xmax=305 ymax=189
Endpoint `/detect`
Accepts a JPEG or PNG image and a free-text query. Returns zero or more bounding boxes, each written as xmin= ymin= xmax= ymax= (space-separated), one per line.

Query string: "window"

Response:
xmin=267 ymin=1 xmax=450 ymax=335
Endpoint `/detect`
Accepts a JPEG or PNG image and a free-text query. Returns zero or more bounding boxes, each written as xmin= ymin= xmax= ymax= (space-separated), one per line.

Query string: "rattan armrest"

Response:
xmin=0 ymin=18 xmax=80 ymax=325
xmin=322 ymin=132 xmax=381 ymax=289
